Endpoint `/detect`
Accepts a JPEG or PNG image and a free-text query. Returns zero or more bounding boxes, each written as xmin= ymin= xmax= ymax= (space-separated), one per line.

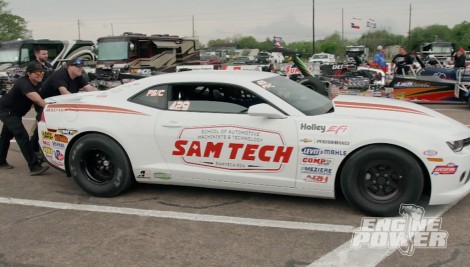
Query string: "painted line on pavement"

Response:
xmin=0 ymin=196 xmax=354 ymax=233
xmin=307 ymin=203 xmax=455 ymax=267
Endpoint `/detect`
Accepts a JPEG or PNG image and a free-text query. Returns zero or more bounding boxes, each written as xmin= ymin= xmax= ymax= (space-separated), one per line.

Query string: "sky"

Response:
xmin=4 ymin=0 xmax=470 ymax=45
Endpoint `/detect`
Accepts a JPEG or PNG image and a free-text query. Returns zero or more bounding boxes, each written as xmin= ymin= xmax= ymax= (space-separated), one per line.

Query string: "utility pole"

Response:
xmin=192 ymin=15 xmax=195 ymax=38
xmin=312 ymin=0 xmax=315 ymax=54
xmin=111 ymin=23 xmax=114 ymax=36
xmin=408 ymin=4 xmax=412 ymax=51
xmin=341 ymin=8 xmax=344 ymax=41
xmin=77 ymin=19 xmax=81 ymax=40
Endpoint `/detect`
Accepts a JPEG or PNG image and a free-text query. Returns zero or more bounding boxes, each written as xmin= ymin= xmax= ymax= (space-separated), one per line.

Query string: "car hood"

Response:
xmin=332 ymin=95 xmax=470 ymax=138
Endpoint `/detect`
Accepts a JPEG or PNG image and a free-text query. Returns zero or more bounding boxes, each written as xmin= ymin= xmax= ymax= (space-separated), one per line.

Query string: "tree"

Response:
xmin=0 ymin=0 xmax=32 ymax=41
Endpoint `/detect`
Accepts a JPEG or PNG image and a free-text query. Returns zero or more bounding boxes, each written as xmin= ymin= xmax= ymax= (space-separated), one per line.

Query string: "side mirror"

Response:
xmin=91 ymin=45 xmax=98 ymax=52
xmin=129 ymin=43 xmax=135 ymax=51
xmin=248 ymin=104 xmax=286 ymax=119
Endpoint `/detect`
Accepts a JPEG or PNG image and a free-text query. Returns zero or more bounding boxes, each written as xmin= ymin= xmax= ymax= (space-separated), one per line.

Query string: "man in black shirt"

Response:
xmin=33 ymin=46 xmax=54 ymax=81
xmin=40 ymin=58 xmax=97 ymax=99
xmin=0 ymin=62 xmax=49 ymax=175
xmin=392 ymin=47 xmax=415 ymax=76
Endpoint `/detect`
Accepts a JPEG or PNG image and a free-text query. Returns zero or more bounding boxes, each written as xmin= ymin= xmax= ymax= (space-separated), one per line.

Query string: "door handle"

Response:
xmin=161 ymin=121 xmax=182 ymax=128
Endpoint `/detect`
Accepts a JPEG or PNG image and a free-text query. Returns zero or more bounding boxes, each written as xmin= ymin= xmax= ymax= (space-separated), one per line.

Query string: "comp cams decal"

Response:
xmin=172 ymin=126 xmax=293 ymax=171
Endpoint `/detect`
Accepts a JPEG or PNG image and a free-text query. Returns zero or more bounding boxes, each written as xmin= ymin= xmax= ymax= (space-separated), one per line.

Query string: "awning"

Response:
xmin=152 ymin=41 xmax=178 ymax=48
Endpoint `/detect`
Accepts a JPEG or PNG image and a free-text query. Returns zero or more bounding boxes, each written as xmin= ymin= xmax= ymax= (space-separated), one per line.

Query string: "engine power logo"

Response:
xmin=351 ymin=204 xmax=448 ymax=256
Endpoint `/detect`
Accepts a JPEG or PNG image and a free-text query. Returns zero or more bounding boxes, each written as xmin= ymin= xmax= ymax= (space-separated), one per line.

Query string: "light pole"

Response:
xmin=312 ymin=0 xmax=315 ymax=54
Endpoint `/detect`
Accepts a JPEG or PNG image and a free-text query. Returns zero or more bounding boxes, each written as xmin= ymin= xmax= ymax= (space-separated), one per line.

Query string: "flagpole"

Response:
xmin=312 ymin=0 xmax=315 ymax=54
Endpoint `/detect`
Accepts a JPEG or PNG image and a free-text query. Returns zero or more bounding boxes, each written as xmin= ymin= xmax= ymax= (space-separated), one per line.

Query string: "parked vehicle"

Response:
xmin=308 ymin=53 xmax=336 ymax=64
xmin=345 ymin=45 xmax=369 ymax=65
xmin=233 ymin=56 xmax=253 ymax=65
xmin=91 ymin=32 xmax=200 ymax=89
xmin=38 ymin=70 xmax=470 ymax=216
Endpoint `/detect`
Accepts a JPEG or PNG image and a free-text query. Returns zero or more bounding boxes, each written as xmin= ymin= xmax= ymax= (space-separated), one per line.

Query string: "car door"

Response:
xmin=154 ymin=83 xmax=298 ymax=188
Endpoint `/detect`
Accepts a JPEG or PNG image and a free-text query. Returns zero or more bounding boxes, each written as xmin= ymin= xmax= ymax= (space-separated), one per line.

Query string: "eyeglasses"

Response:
xmin=33 ymin=71 xmax=45 ymax=75
xmin=72 ymin=59 xmax=84 ymax=65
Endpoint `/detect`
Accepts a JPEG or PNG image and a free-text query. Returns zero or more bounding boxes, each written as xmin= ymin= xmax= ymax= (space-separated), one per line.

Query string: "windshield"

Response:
xmin=313 ymin=55 xmax=328 ymax=59
xmin=0 ymin=48 xmax=20 ymax=64
xmin=253 ymin=76 xmax=333 ymax=116
xmin=97 ymin=41 xmax=128 ymax=61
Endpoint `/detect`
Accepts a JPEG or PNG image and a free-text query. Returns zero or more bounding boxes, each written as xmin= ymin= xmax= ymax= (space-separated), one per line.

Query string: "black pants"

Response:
xmin=0 ymin=110 xmax=39 ymax=170
xmin=30 ymin=107 xmax=42 ymax=153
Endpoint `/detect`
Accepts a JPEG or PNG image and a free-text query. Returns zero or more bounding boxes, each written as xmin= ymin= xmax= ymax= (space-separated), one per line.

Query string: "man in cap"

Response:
xmin=31 ymin=58 xmax=97 ymax=160
xmin=373 ymin=45 xmax=387 ymax=71
xmin=0 ymin=62 xmax=50 ymax=175
xmin=392 ymin=47 xmax=415 ymax=75
xmin=453 ymin=48 xmax=466 ymax=69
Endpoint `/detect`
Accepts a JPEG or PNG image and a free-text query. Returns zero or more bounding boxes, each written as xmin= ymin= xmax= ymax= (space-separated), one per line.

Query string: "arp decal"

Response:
xmin=172 ymin=126 xmax=292 ymax=171
xmin=54 ymin=134 xmax=69 ymax=143
xmin=303 ymin=175 xmax=329 ymax=183
xmin=42 ymin=131 xmax=54 ymax=140
xmin=432 ymin=163 xmax=458 ymax=175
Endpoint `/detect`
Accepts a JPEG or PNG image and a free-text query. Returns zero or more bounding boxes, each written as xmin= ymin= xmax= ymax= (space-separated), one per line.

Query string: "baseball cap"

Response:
xmin=67 ymin=58 xmax=85 ymax=66
xmin=377 ymin=45 xmax=383 ymax=50
xmin=26 ymin=62 xmax=45 ymax=73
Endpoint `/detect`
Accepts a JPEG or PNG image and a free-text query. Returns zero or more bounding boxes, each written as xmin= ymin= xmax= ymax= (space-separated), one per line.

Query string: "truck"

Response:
xmin=345 ymin=45 xmax=369 ymax=64
xmin=0 ymin=39 xmax=95 ymax=92
xmin=420 ymin=41 xmax=455 ymax=65
xmin=91 ymin=32 xmax=200 ymax=88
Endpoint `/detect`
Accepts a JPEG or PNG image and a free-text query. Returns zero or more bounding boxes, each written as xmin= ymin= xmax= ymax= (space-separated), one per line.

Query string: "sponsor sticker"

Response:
xmin=42 ymin=131 xmax=54 ymax=140
xmin=301 ymin=157 xmax=334 ymax=166
xmin=303 ymin=175 xmax=329 ymax=183
xmin=300 ymin=166 xmax=333 ymax=175
xmin=432 ymin=163 xmax=458 ymax=175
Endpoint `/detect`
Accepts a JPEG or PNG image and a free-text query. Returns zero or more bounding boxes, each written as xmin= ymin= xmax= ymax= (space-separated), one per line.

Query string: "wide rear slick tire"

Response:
xmin=299 ymin=76 xmax=329 ymax=97
xmin=69 ymin=133 xmax=134 ymax=197
xmin=340 ymin=145 xmax=424 ymax=216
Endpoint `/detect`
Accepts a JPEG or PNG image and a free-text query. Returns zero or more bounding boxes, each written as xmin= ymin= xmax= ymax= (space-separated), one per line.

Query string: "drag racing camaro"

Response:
xmin=38 ymin=70 xmax=470 ymax=216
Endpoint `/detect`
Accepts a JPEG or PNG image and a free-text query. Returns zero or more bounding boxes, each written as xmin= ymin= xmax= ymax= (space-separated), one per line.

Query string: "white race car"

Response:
xmin=38 ymin=71 xmax=470 ymax=216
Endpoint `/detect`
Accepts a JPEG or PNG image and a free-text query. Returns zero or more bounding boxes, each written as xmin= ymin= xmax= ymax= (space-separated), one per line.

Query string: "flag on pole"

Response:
xmin=351 ymin=18 xmax=362 ymax=29
xmin=351 ymin=23 xmax=360 ymax=29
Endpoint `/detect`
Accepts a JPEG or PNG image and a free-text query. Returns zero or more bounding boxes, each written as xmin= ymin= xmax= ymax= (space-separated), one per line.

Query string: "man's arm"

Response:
xmin=26 ymin=92 xmax=47 ymax=108
xmin=83 ymin=84 xmax=98 ymax=92
xmin=58 ymin=86 xmax=72 ymax=95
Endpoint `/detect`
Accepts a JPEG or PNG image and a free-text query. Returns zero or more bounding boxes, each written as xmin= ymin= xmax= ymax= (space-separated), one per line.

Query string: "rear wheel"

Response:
xmin=69 ymin=134 xmax=134 ymax=197
xmin=340 ymin=145 xmax=424 ymax=216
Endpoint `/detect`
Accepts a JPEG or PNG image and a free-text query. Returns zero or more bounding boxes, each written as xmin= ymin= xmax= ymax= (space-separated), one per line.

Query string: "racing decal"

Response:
xmin=42 ymin=140 xmax=51 ymax=146
xmin=301 ymin=147 xmax=347 ymax=157
xmin=54 ymin=150 xmax=64 ymax=161
xmin=334 ymin=101 xmax=430 ymax=116
xmin=54 ymin=134 xmax=69 ymax=143
xmin=300 ymin=123 xmax=348 ymax=134
xmin=45 ymin=104 xmax=149 ymax=116
xmin=172 ymin=126 xmax=293 ymax=171
xmin=432 ymin=163 xmax=458 ymax=175
xmin=301 ymin=157 xmax=334 ymax=166
xmin=136 ymin=170 xmax=151 ymax=179
xmin=58 ymin=129 xmax=78 ymax=135
xmin=299 ymin=138 xmax=313 ymax=143
xmin=146 ymin=89 xmax=165 ymax=97
xmin=52 ymin=141 xmax=65 ymax=149
xmin=169 ymin=101 xmax=190 ymax=111
xmin=153 ymin=172 xmax=172 ymax=180
xmin=300 ymin=166 xmax=333 ymax=175
xmin=316 ymin=139 xmax=350 ymax=146
xmin=427 ymin=158 xmax=444 ymax=162
xmin=303 ymin=175 xmax=329 ymax=183
xmin=42 ymin=131 xmax=54 ymax=140
xmin=253 ymin=80 xmax=273 ymax=90
xmin=42 ymin=147 xmax=54 ymax=155
xmin=423 ymin=150 xmax=438 ymax=156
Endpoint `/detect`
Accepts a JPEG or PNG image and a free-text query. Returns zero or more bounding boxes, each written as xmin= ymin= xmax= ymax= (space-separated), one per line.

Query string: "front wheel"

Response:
xmin=69 ymin=134 xmax=134 ymax=197
xmin=340 ymin=145 xmax=424 ymax=216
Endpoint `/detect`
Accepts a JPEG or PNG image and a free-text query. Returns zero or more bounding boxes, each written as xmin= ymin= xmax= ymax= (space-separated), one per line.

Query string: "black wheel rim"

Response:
xmin=358 ymin=161 xmax=405 ymax=202
xmin=81 ymin=149 xmax=115 ymax=185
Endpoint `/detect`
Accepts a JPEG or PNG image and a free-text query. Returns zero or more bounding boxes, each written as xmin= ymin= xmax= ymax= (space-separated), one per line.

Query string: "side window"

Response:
xmin=129 ymin=85 xmax=167 ymax=109
xmin=168 ymin=83 xmax=264 ymax=113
